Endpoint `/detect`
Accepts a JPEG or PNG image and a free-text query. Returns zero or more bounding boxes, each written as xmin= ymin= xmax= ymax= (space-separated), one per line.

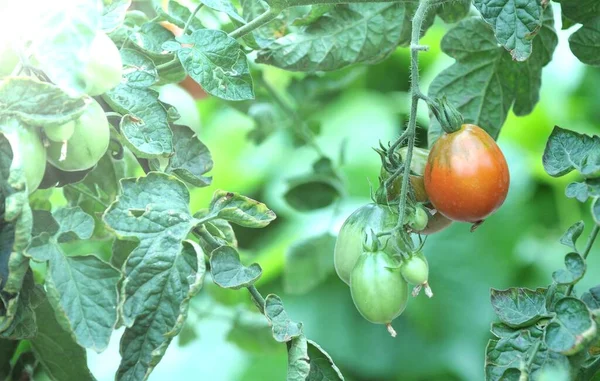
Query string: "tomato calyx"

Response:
xmin=427 ymin=96 xmax=463 ymax=134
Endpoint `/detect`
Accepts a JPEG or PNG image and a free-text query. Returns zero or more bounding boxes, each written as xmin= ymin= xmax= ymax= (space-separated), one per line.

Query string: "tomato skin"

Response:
xmin=350 ymin=251 xmax=409 ymax=324
xmin=43 ymin=121 xmax=75 ymax=142
xmin=334 ymin=204 xmax=400 ymax=285
xmin=408 ymin=205 xmax=428 ymax=231
xmin=424 ymin=124 xmax=509 ymax=223
xmin=400 ymin=253 xmax=428 ymax=285
xmin=46 ymin=99 xmax=110 ymax=171
xmin=82 ymin=31 xmax=123 ymax=96
xmin=420 ymin=209 xmax=452 ymax=235
xmin=13 ymin=126 xmax=47 ymax=194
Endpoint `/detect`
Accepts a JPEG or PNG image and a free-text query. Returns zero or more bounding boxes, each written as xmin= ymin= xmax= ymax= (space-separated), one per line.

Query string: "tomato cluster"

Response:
xmin=0 ymin=31 xmax=122 ymax=193
xmin=335 ymin=124 xmax=509 ymax=334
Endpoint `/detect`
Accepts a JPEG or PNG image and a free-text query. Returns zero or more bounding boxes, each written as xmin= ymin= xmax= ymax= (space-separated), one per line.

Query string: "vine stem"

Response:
xmin=566 ymin=224 xmax=599 ymax=296
xmin=394 ymin=0 xmax=431 ymax=229
xmin=521 ymin=340 xmax=541 ymax=380
xmin=183 ymin=4 xmax=203 ymax=35
xmin=229 ymin=7 xmax=282 ymax=39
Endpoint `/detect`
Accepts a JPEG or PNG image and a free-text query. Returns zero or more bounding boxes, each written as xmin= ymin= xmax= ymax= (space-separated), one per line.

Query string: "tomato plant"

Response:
xmin=81 ymin=31 xmax=123 ymax=96
xmin=424 ymin=124 xmax=510 ymax=224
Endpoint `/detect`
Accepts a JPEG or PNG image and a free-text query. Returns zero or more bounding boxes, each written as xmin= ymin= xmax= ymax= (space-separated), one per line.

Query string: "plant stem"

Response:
xmin=247 ymin=285 xmax=266 ymax=314
xmin=522 ymin=340 xmax=541 ymax=378
xmin=566 ymin=224 xmax=599 ymax=296
xmin=64 ymin=184 xmax=109 ymax=208
xmin=394 ymin=0 xmax=431 ymax=229
xmin=183 ymin=4 xmax=203 ymax=35
xmin=229 ymin=7 xmax=281 ymax=39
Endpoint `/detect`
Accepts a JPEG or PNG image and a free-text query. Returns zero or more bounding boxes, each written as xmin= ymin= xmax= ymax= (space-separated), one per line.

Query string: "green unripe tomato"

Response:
xmin=335 ymin=203 xmax=401 ymax=285
xmin=46 ymin=99 xmax=110 ymax=171
xmin=0 ymin=43 xmax=19 ymax=77
xmin=43 ymin=120 xmax=75 ymax=142
xmin=82 ymin=31 xmax=123 ymax=96
xmin=350 ymin=251 xmax=409 ymax=324
xmin=408 ymin=205 xmax=428 ymax=232
xmin=400 ymin=253 xmax=429 ymax=285
xmin=15 ymin=126 xmax=46 ymax=194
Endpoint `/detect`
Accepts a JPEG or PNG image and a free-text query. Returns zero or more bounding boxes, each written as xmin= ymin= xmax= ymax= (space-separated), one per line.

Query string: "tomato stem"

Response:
xmin=183 ymin=4 xmax=203 ymax=35
xmin=386 ymin=323 xmax=397 ymax=338
xmin=228 ymin=7 xmax=282 ymax=39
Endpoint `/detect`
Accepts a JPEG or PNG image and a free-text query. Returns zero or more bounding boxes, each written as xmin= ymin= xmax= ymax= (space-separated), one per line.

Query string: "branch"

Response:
xmin=566 ymin=224 xmax=600 ymax=296
xmin=229 ymin=7 xmax=282 ymax=39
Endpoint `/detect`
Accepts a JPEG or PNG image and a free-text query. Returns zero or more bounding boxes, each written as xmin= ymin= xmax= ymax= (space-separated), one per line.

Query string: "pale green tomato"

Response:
xmin=82 ymin=31 xmax=123 ymax=96
xmin=400 ymin=253 xmax=429 ymax=285
xmin=5 ymin=125 xmax=47 ymax=194
xmin=158 ymin=84 xmax=202 ymax=134
xmin=0 ymin=43 xmax=19 ymax=77
xmin=43 ymin=120 xmax=75 ymax=142
xmin=47 ymin=99 xmax=110 ymax=171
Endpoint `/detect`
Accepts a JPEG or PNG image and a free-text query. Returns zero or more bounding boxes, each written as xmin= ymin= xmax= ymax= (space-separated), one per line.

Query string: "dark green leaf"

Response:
xmin=552 ymin=252 xmax=586 ymax=285
xmin=129 ymin=22 xmax=176 ymax=59
xmin=287 ymin=335 xmax=310 ymax=381
xmin=226 ymin=312 xmax=281 ymax=353
xmin=208 ymin=190 xmax=276 ymax=228
xmin=292 ymin=5 xmax=333 ymax=26
xmin=111 ymin=238 xmax=138 ymax=271
xmin=0 ymin=272 xmax=41 ymax=340
xmin=210 ymin=245 xmax=262 ymax=289
xmin=429 ymin=11 xmax=557 ymax=142
xmin=115 ymin=240 xmax=205 ymax=380
xmin=240 ymin=0 xmax=285 ymax=49
xmin=306 ymin=339 xmax=344 ymax=380
xmin=104 ymin=85 xmax=174 ymax=158
xmin=120 ymin=48 xmax=158 ymax=88
xmin=490 ymin=321 xmax=546 ymax=339
xmin=165 ymin=125 xmax=213 ymax=187
xmin=284 ymin=174 xmax=342 ymax=212
xmin=560 ymin=221 xmax=585 ymax=252
xmin=436 ymin=0 xmax=471 ymax=23
xmin=581 ymin=285 xmax=600 ymax=310
xmin=26 ymin=208 xmax=119 ymax=352
xmin=178 ymin=29 xmax=254 ymax=101
xmin=485 ymin=331 xmax=570 ymax=381
xmin=284 ymin=233 xmax=336 ymax=294
xmin=156 ymin=0 xmax=204 ymax=31
xmin=102 ymin=0 xmax=131 ymax=33
xmin=544 ymin=297 xmax=597 ymax=355
xmin=559 ymin=0 xmax=600 ymax=25
xmin=256 ymin=4 xmax=409 ymax=72
xmin=570 ymin=19 xmax=600 ymax=66
xmin=490 ymin=288 xmax=549 ymax=328
xmin=0 ymin=339 xmax=17 ymax=379
xmin=542 ymin=126 xmax=600 ymax=178
xmin=0 ymin=77 xmax=86 ymax=127
xmin=31 ymin=295 xmax=95 ymax=381
xmin=472 ymin=0 xmax=543 ymax=61
xmin=546 ymin=283 xmax=569 ymax=312
xmin=265 ymin=294 xmax=303 ymax=342
xmin=197 ymin=0 xmax=245 ymax=23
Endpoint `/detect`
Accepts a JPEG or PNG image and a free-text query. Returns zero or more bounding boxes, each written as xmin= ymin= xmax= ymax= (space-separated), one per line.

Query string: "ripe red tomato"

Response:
xmin=424 ymin=124 xmax=509 ymax=223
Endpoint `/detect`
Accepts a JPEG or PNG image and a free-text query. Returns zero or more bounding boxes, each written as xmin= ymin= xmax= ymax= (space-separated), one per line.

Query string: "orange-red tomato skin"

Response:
xmin=424 ymin=124 xmax=510 ymax=223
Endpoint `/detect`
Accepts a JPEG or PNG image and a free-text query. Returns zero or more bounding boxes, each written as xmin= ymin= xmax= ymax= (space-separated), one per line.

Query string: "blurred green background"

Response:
xmin=76 ymin=10 xmax=600 ymax=381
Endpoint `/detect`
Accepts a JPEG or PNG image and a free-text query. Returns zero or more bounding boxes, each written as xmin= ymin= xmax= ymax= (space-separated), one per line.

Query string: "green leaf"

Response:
xmin=566 ymin=180 xmax=600 ymax=202
xmin=115 ymin=240 xmax=205 ymax=381
xmin=31 ymin=0 xmax=99 ymax=94
xmin=436 ymin=0 xmax=471 ymax=23
xmin=472 ymin=0 xmax=543 ymax=61
xmin=240 ymin=0 xmax=285 ymax=48
xmin=485 ymin=331 xmax=570 ymax=381
xmin=103 ymin=85 xmax=174 ymax=158
xmin=165 ymin=125 xmax=213 ymax=187
xmin=286 ymin=335 xmax=344 ymax=381
xmin=31 ymin=295 xmax=95 ymax=381
xmin=490 ymin=321 xmax=546 ymax=339
xmin=208 ymin=190 xmax=276 ymax=228
xmin=264 ymin=294 xmax=303 ymax=342
xmin=569 ymin=19 xmax=600 ymax=66
xmin=26 ymin=208 xmax=120 ymax=352
xmin=544 ymin=297 xmax=597 ymax=355
xmin=226 ymin=311 xmax=282 ymax=353
xmin=593 ymin=197 xmax=600 ymax=224
xmin=102 ymin=0 xmax=131 ymax=33
xmin=284 ymin=233 xmax=336 ymax=295
xmin=490 ymin=288 xmax=549 ymax=328
xmin=0 ymin=339 xmax=18 ymax=379
xmin=178 ymin=29 xmax=254 ymax=101
xmin=129 ymin=22 xmax=176 ymax=60
xmin=247 ymin=103 xmax=283 ymax=144
xmin=197 ymin=0 xmax=246 ymax=23
xmin=111 ymin=238 xmax=138 ymax=271
xmin=0 ymin=272 xmax=42 ymax=340
xmin=284 ymin=174 xmax=343 ymax=211
xmin=156 ymin=0 xmax=204 ymax=31
xmin=428 ymin=11 xmax=557 ymax=142
xmin=0 ymin=77 xmax=87 ymax=127
xmin=292 ymin=5 xmax=333 ymax=26
xmin=542 ymin=126 xmax=600 ymax=178
xmin=552 ymin=252 xmax=586 ymax=285
xmin=120 ymin=48 xmax=158 ymax=88
xmin=545 ymin=283 xmax=569 ymax=312
xmin=287 ymin=335 xmax=310 ymax=381
xmin=210 ymin=245 xmax=262 ymax=289
xmin=102 ymin=173 xmax=206 ymax=379
xmin=256 ymin=4 xmax=409 ymax=72
xmin=559 ymin=0 xmax=600 ymax=25
xmin=581 ymin=285 xmax=600 ymax=310
xmin=559 ymin=221 xmax=585 ymax=252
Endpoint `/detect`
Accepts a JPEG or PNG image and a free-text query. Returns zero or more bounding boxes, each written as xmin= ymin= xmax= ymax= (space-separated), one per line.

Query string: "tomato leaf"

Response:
xmin=428 ymin=10 xmax=557 ymax=142
xmin=284 ymin=174 xmax=343 ymax=211
xmin=0 ymin=272 xmax=41 ymax=340
xmin=265 ymin=294 xmax=303 ymax=342
xmin=490 ymin=288 xmax=550 ymax=328
xmin=566 ymin=180 xmax=600 ymax=202
xmin=490 ymin=321 xmax=545 ymax=339
xmin=208 ymin=190 xmax=276 ymax=228
xmin=26 ymin=207 xmax=120 ymax=352
xmin=239 ymin=0 xmax=285 ymax=49
xmin=472 ymin=0 xmax=543 ymax=61
xmin=284 ymin=233 xmax=336 ymax=295
xmin=544 ymin=297 xmax=597 ymax=355
xmin=178 ymin=29 xmax=254 ymax=101
xmin=256 ymin=4 xmax=410 ymax=72
xmin=287 ymin=335 xmax=311 ymax=380
xmin=104 ymin=85 xmax=174 ymax=158
xmin=210 ymin=245 xmax=262 ymax=289
xmin=103 ymin=173 xmax=206 ymax=380
xmin=102 ymin=0 xmax=131 ymax=33
xmin=559 ymin=221 xmax=585 ymax=252
xmin=552 ymin=252 xmax=586 ymax=285
xmin=436 ymin=0 xmax=471 ymax=24
xmin=542 ymin=126 xmax=600 ymax=178
xmin=0 ymin=78 xmax=87 ymax=127
xmin=581 ymin=285 xmax=600 ymax=310
xmin=0 ymin=339 xmax=17 ymax=379
xmin=155 ymin=0 xmax=204 ymax=30
xmin=558 ymin=0 xmax=600 ymax=25
xmin=485 ymin=331 xmax=569 ymax=381
xmin=120 ymin=48 xmax=159 ymax=88
xmin=287 ymin=334 xmax=344 ymax=380
xmin=593 ymin=197 xmax=600 ymax=225
xmin=31 ymin=293 xmax=95 ymax=381
xmin=165 ymin=125 xmax=213 ymax=187
xmin=569 ymin=19 xmax=600 ymax=67
xmin=292 ymin=5 xmax=333 ymax=26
